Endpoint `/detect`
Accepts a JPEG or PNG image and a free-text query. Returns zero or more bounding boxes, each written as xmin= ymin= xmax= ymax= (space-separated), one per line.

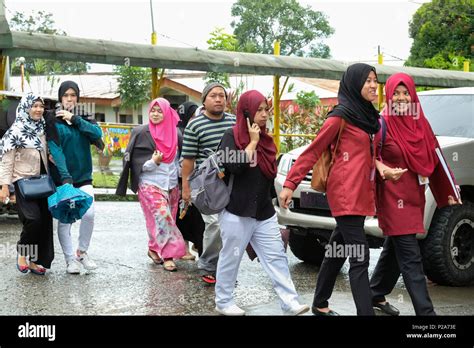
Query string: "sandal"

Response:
xmin=163 ymin=260 xmax=177 ymax=272
xmin=17 ymin=254 xmax=29 ymax=273
xmin=29 ymin=262 xmax=46 ymax=275
xmin=181 ymin=253 xmax=196 ymax=261
xmin=201 ymin=274 xmax=216 ymax=284
xmin=147 ymin=250 xmax=163 ymax=265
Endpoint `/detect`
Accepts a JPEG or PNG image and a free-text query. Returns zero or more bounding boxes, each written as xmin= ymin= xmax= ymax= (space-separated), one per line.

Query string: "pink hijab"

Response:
xmin=148 ymin=98 xmax=179 ymax=164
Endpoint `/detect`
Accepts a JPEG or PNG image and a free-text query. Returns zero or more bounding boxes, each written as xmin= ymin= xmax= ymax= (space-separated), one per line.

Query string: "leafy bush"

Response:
xmin=280 ymin=90 xmax=333 ymax=152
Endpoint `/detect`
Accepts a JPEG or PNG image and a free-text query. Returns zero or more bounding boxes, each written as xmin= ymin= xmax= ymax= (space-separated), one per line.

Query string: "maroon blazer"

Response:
xmin=375 ymin=125 xmax=458 ymax=236
xmin=284 ymin=116 xmax=376 ymax=217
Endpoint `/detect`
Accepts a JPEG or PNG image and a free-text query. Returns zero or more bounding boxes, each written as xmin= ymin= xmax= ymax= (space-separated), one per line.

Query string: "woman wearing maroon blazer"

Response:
xmin=280 ymin=63 xmax=380 ymax=316
xmin=370 ymin=73 xmax=461 ymax=316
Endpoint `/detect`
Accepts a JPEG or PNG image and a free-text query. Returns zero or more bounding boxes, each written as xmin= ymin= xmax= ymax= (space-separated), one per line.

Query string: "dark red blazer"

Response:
xmin=375 ymin=121 xmax=458 ymax=236
xmin=284 ymin=116 xmax=376 ymax=217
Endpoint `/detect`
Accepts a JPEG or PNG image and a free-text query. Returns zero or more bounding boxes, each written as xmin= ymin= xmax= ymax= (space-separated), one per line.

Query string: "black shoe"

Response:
xmin=373 ymin=302 xmax=400 ymax=316
xmin=311 ymin=306 xmax=339 ymax=316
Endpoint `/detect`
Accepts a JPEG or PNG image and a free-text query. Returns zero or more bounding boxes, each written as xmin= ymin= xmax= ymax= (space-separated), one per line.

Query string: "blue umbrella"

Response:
xmin=47 ymin=184 xmax=93 ymax=224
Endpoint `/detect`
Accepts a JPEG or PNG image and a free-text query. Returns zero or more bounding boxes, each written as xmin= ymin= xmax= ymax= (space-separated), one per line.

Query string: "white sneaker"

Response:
xmin=215 ymin=304 xmax=246 ymax=316
xmin=76 ymin=252 xmax=97 ymax=270
xmin=284 ymin=303 xmax=310 ymax=316
xmin=66 ymin=259 xmax=82 ymax=274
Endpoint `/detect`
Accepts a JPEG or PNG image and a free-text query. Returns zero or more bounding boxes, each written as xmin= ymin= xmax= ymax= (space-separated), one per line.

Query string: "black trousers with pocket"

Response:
xmin=14 ymin=181 xmax=54 ymax=269
xmin=370 ymin=234 xmax=436 ymax=315
xmin=313 ymin=215 xmax=374 ymax=315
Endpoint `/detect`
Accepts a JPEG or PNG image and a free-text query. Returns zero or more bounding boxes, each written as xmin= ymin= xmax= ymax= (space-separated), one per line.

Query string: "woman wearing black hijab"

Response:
xmin=46 ymin=81 xmax=103 ymax=274
xmin=280 ymin=63 xmax=380 ymax=315
xmin=176 ymin=101 xmax=204 ymax=258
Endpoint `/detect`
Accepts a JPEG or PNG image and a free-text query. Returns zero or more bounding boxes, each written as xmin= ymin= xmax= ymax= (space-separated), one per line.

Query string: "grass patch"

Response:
xmin=93 ymin=172 xmax=120 ymax=188
xmin=95 ymin=194 xmax=137 ymax=202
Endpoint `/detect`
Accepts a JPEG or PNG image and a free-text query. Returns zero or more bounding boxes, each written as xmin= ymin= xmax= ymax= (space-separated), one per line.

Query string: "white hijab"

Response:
xmin=0 ymin=93 xmax=45 ymax=160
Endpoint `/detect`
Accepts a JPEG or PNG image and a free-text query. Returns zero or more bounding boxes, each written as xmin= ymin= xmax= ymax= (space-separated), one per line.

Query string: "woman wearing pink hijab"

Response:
xmin=117 ymin=98 xmax=186 ymax=271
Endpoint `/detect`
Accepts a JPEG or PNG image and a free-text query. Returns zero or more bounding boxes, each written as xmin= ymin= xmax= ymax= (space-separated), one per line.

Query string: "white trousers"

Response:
xmin=215 ymin=210 xmax=300 ymax=312
xmin=57 ymin=184 xmax=95 ymax=263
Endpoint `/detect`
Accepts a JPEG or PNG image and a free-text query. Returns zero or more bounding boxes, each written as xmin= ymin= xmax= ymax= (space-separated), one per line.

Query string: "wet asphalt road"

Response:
xmin=0 ymin=201 xmax=473 ymax=316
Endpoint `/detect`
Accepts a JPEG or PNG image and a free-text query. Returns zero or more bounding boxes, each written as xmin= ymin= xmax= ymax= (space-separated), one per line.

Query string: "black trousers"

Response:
xmin=370 ymin=234 xmax=436 ymax=315
xmin=313 ymin=215 xmax=374 ymax=315
xmin=14 ymin=182 xmax=54 ymax=269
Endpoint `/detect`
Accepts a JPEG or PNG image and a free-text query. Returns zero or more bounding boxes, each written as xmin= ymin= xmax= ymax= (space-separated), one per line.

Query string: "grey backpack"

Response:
xmin=188 ymin=150 xmax=234 ymax=215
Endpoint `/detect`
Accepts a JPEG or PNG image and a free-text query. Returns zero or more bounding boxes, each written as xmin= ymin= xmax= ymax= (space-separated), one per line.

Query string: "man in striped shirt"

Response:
xmin=181 ymin=82 xmax=236 ymax=284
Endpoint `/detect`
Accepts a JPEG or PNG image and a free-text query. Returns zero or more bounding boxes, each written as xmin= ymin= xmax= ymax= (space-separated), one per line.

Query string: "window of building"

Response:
xmin=119 ymin=114 xmax=133 ymax=124
xmin=94 ymin=113 xmax=105 ymax=122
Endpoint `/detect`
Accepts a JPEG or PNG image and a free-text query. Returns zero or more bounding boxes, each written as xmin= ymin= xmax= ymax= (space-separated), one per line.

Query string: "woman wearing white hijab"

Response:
xmin=0 ymin=93 xmax=54 ymax=275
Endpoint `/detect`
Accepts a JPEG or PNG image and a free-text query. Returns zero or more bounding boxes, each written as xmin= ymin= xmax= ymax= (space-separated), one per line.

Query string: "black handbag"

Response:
xmin=16 ymin=174 xmax=56 ymax=200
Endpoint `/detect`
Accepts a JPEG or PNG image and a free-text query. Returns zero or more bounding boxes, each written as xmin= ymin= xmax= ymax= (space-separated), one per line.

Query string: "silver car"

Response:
xmin=275 ymin=87 xmax=474 ymax=286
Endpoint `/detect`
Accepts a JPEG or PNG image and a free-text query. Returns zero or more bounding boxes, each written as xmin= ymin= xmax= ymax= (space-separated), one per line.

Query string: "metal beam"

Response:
xmin=0 ymin=26 xmax=473 ymax=88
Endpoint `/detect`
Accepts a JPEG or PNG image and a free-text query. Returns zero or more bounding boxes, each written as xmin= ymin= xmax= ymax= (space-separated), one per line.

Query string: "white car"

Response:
xmin=275 ymin=87 xmax=474 ymax=286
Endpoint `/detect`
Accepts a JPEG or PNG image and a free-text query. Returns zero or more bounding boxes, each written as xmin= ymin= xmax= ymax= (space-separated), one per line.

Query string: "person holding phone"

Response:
xmin=117 ymin=98 xmax=186 ymax=272
xmin=46 ymin=81 xmax=102 ymax=274
xmin=214 ymin=90 xmax=309 ymax=316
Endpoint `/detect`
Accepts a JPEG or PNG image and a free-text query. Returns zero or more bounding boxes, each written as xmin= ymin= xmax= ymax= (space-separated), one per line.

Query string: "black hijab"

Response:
xmin=46 ymin=80 xmax=104 ymax=150
xmin=328 ymin=63 xmax=380 ymax=134
xmin=177 ymin=101 xmax=198 ymax=129
xmin=58 ymin=80 xmax=80 ymax=102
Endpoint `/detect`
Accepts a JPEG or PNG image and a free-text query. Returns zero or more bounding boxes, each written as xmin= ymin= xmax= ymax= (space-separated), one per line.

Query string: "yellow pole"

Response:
xmin=0 ymin=56 xmax=6 ymax=92
xmin=377 ymin=46 xmax=384 ymax=110
xmin=464 ymin=60 xmax=470 ymax=72
xmin=273 ymin=41 xmax=281 ymax=154
xmin=20 ymin=62 xmax=25 ymax=92
xmin=151 ymin=32 xmax=159 ymax=99
xmin=150 ymin=0 xmax=159 ymax=99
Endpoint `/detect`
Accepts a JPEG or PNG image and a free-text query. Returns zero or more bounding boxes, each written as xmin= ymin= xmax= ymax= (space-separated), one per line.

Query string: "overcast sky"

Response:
xmin=4 ymin=0 xmax=428 ymax=72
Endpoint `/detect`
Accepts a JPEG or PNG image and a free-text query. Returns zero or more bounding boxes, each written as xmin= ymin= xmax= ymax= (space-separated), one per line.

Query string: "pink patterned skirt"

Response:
xmin=138 ymin=184 xmax=186 ymax=260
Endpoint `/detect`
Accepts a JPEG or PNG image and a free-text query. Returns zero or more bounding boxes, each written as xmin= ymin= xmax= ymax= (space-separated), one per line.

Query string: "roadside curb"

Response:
xmin=93 ymin=188 xmax=138 ymax=202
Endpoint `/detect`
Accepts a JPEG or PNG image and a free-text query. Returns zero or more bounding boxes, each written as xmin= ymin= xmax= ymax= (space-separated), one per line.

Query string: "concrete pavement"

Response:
xmin=0 ymin=201 xmax=473 ymax=316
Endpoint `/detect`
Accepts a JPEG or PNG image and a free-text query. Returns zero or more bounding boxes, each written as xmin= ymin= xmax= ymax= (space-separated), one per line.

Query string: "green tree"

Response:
xmin=231 ymin=0 xmax=334 ymax=57
xmin=406 ymin=0 xmax=473 ymax=71
xmin=207 ymin=27 xmax=239 ymax=52
xmin=115 ymin=65 xmax=151 ymax=110
xmin=295 ymin=90 xmax=320 ymax=110
xmin=10 ymin=11 xmax=89 ymax=75
xmin=204 ymin=28 xmax=240 ymax=87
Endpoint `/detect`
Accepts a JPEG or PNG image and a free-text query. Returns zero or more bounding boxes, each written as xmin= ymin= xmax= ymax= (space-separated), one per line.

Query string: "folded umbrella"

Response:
xmin=47 ymin=184 xmax=93 ymax=224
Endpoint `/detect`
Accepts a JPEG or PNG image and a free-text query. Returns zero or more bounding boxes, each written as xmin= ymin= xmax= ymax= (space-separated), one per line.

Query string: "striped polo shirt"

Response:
xmin=182 ymin=113 xmax=236 ymax=166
